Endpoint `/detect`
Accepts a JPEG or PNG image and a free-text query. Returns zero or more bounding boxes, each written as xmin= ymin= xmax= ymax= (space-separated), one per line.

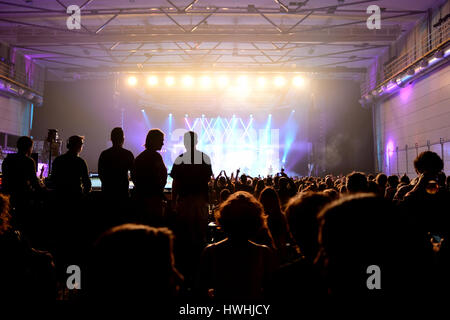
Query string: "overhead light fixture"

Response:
xmin=407 ymin=68 xmax=415 ymax=76
xmin=182 ymin=75 xmax=194 ymax=87
xmin=127 ymin=76 xmax=137 ymax=86
xmin=147 ymin=75 xmax=158 ymax=86
xmin=293 ymin=76 xmax=305 ymax=87
xmin=274 ymin=76 xmax=286 ymax=87
xmin=165 ymin=76 xmax=175 ymax=86
xmin=257 ymin=77 xmax=266 ymax=88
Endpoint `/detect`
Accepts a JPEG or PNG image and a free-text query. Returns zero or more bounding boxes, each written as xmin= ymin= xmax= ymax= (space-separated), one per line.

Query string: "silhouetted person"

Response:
xmin=197 ymin=191 xmax=276 ymax=301
xmin=48 ymin=135 xmax=91 ymax=268
xmin=170 ymin=131 xmax=212 ymax=283
xmin=1 ymin=136 xmax=42 ymax=215
xmin=346 ymin=171 xmax=368 ymax=193
xmin=385 ymin=175 xmax=399 ymax=201
xmin=315 ymin=194 xmax=422 ymax=297
xmin=259 ymin=186 xmax=293 ymax=262
xmin=89 ymin=223 xmax=182 ymax=304
xmin=401 ymin=151 xmax=450 ymax=242
xmin=132 ymin=129 xmax=167 ymax=226
xmin=98 ymin=127 xmax=134 ymax=199
xmin=50 ymin=135 xmax=91 ymax=196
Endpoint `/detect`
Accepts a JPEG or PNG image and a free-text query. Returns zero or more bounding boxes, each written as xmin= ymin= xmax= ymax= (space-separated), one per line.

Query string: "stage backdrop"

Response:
xmin=32 ymin=78 xmax=373 ymax=176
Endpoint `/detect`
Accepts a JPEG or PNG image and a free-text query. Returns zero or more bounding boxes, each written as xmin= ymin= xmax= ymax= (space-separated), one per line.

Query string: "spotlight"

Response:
xmin=236 ymin=75 xmax=248 ymax=87
xmin=274 ymin=76 xmax=286 ymax=87
xmin=200 ymin=76 xmax=212 ymax=88
xmin=127 ymin=76 xmax=137 ymax=86
xmin=182 ymin=75 xmax=194 ymax=87
xmin=293 ymin=76 xmax=305 ymax=87
xmin=420 ymin=59 xmax=428 ymax=68
xmin=257 ymin=77 xmax=266 ymax=88
xmin=169 ymin=113 xmax=172 ymax=116
xmin=185 ymin=114 xmax=188 ymax=118
xmin=147 ymin=75 xmax=158 ymax=86
xmin=250 ymin=114 xmax=253 ymax=118
xmin=292 ymin=109 xmax=295 ymax=113
xmin=202 ymin=114 xmax=205 ymax=117
xmin=165 ymin=76 xmax=175 ymax=86
xmin=217 ymin=75 xmax=229 ymax=88
xmin=407 ymin=68 xmax=415 ymax=76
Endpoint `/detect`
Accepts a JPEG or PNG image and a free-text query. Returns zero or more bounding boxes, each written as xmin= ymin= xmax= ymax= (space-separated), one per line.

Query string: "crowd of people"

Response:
xmin=1 ymin=127 xmax=449 ymax=307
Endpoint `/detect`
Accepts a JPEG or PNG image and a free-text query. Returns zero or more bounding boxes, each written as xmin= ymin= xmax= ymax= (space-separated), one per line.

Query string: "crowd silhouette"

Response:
xmin=1 ymin=127 xmax=450 ymax=308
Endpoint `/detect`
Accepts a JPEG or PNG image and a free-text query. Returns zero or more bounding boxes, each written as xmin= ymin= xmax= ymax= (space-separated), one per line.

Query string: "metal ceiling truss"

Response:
xmin=0 ymin=0 xmax=425 ymax=75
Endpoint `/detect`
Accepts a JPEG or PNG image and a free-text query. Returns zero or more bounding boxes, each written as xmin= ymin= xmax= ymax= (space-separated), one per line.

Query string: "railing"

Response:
xmin=379 ymin=138 xmax=450 ymax=177
xmin=0 ymin=60 xmax=44 ymax=95
xmin=383 ymin=19 xmax=449 ymax=81
xmin=361 ymin=19 xmax=450 ymax=96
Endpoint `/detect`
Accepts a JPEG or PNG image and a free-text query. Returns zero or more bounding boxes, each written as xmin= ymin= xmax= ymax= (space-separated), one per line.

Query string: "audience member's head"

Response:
xmin=110 ymin=127 xmax=124 ymax=147
xmin=259 ymin=187 xmax=282 ymax=217
xmin=17 ymin=136 xmax=33 ymax=155
xmin=90 ymin=223 xmax=182 ymax=302
xmin=387 ymin=175 xmax=399 ymax=188
xmin=216 ymin=191 xmax=266 ymax=241
xmin=67 ymin=135 xmax=84 ymax=154
xmin=316 ymin=194 xmax=402 ymax=295
xmin=219 ymin=188 xmax=231 ymax=203
xmin=145 ymin=129 xmax=164 ymax=151
xmin=346 ymin=172 xmax=368 ymax=193
xmin=375 ymin=173 xmax=387 ymax=187
xmin=400 ymin=174 xmax=410 ymax=185
xmin=285 ymin=192 xmax=332 ymax=260
xmin=414 ymin=151 xmax=444 ymax=175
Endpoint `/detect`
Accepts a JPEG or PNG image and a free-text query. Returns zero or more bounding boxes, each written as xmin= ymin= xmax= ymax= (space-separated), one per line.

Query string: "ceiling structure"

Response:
xmin=0 ymin=0 xmax=441 ymax=81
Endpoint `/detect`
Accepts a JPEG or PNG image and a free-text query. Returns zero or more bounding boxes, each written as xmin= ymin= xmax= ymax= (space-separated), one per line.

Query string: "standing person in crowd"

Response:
xmin=197 ymin=191 xmax=276 ymax=301
xmin=1 ymin=136 xmax=42 ymax=228
xmin=132 ymin=129 xmax=167 ymax=226
xmin=98 ymin=127 xmax=135 ymax=226
xmin=384 ymin=175 xmax=399 ymax=201
xmin=170 ymin=131 xmax=213 ymax=284
xmin=50 ymin=135 xmax=91 ymax=197
xmin=48 ymin=135 xmax=91 ymax=268
xmin=259 ymin=187 xmax=293 ymax=262
xmin=98 ymin=127 xmax=134 ymax=200
xmin=401 ymin=151 xmax=450 ymax=240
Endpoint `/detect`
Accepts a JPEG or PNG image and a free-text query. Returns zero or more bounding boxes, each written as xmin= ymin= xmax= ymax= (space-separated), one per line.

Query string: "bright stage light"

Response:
xmin=293 ymin=76 xmax=305 ymax=87
xmin=127 ymin=76 xmax=138 ymax=86
xmin=274 ymin=76 xmax=286 ymax=87
xmin=257 ymin=77 xmax=266 ymax=88
xmin=200 ymin=76 xmax=212 ymax=88
xmin=236 ymin=75 xmax=248 ymax=87
xmin=147 ymin=75 xmax=158 ymax=86
xmin=165 ymin=76 xmax=175 ymax=86
xmin=182 ymin=75 xmax=194 ymax=87
xmin=217 ymin=76 xmax=229 ymax=88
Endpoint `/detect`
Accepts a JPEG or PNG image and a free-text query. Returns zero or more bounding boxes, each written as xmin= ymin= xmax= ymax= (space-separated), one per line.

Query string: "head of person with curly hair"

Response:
xmin=216 ymin=191 xmax=267 ymax=241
